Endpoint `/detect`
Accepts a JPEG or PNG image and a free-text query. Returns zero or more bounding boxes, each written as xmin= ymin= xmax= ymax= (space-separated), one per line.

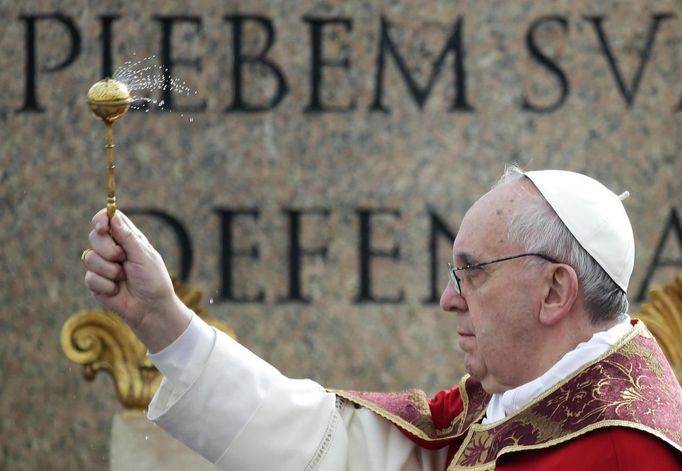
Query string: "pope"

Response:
xmin=83 ymin=165 xmax=682 ymax=470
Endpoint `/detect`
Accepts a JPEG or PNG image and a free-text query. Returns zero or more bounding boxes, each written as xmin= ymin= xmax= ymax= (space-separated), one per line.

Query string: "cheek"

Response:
xmin=479 ymin=331 xmax=512 ymax=369
xmin=471 ymin=309 xmax=518 ymax=367
xmin=478 ymin=312 xmax=536 ymax=381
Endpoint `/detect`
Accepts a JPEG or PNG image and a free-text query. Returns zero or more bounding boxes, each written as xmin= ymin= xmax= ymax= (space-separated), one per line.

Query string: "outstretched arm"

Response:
xmin=82 ymin=209 xmax=440 ymax=469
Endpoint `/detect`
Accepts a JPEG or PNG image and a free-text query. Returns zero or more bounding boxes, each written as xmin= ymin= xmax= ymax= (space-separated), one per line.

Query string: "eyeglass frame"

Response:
xmin=447 ymin=253 xmax=559 ymax=295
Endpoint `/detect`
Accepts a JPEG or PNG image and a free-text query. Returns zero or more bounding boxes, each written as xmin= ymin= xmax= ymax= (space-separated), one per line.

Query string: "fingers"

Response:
xmin=109 ymin=211 xmax=155 ymax=264
xmin=89 ymin=209 xmax=127 ymax=262
xmin=84 ymin=269 xmax=120 ymax=296
xmin=85 ymin=209 xmax=126 ymax=296
xmin=89 ymin=226 xmax=126 ymax=263
xmin=82 ymin=248 xmax=125 ymax=282
xmin=91 ymin=209 xmax=109 ymax=233
xmin=86 ymin=209 xmax=168 ymax=302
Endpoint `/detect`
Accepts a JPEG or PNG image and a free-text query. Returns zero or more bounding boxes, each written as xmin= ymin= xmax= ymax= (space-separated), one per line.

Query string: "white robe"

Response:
xmin=147 ymin=314 xmax=448 ymax=470
xmin=147 ymin=314 xmax=630 ymax=470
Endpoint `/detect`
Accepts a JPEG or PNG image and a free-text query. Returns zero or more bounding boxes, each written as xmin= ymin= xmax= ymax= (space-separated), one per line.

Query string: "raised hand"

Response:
xmin=83 ymin=209 xmax=192 ymax=352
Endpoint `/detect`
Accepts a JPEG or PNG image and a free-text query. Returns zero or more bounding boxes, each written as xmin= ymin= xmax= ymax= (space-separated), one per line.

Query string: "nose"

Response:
xmin=440 ymin=282 xmax=467 ymax=312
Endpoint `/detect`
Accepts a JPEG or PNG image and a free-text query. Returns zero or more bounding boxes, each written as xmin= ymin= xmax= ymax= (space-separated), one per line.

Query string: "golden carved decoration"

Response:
xmin=636 ymin=272 xmax=682 ymax=383
xmin=62 ymin=277 xmax=236 ymax=410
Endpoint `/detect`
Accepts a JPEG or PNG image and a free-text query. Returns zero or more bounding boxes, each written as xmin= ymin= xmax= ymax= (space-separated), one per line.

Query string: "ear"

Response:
xmin=538 ymin=264 xmax=579 ymax=326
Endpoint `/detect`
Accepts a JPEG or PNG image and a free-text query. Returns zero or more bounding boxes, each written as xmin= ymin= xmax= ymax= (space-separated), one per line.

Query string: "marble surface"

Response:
xmin=0 ymin=0 xmax=681 ymax=468
xmin=110 ymin=412 xmax=214 ymax=470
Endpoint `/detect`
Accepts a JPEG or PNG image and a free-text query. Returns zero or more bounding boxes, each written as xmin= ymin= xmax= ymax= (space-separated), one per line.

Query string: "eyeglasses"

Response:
xmin=447 ymin=253 xmax=558 ymax=294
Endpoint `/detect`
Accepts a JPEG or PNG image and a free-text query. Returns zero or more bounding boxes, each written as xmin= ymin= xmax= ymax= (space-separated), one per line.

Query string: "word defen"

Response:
xmin=126 ymin=205 xmax=682 ymax=305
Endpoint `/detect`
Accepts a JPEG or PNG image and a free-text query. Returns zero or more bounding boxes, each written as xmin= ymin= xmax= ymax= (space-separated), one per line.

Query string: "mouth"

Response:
xmin=457 ymin=331 xmax=475 ymax=351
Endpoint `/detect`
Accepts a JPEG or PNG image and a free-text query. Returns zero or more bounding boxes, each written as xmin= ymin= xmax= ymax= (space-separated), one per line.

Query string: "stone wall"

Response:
xmin=1 ymin=0 xmax=680 ymax=468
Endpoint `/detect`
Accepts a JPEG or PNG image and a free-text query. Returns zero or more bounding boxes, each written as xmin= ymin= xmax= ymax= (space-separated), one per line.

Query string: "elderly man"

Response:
xmin=83 ymin=167 xmax=682 ymax=470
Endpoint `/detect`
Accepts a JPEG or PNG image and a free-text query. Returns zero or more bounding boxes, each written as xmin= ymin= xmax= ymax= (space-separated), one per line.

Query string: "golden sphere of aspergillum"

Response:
xmin=87 ymin=78 xmax=131 ymax=124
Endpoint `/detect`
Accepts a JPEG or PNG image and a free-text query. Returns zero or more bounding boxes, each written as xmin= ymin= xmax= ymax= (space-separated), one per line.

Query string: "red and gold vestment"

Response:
xmin=336 ymin=320 xmax=682 ymax=470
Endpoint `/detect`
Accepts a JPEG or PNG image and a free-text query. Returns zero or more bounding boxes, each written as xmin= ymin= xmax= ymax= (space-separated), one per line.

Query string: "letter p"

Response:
xmin=18 ymin=14 xmax=81 ymax=112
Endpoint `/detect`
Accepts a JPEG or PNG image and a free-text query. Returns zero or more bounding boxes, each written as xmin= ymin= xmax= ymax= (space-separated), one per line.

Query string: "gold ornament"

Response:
xmin=637 ymin=272 xmax=682 ymax=383
xmin=87 ymin=78 xmax=132 ymax=220
xmin=62 ymin=277 xmax=236 ymax=410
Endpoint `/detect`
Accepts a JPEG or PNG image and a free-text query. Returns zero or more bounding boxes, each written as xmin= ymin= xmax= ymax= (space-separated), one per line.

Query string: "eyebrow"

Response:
xmin=454 ymin=251 xmax=479 ymax=266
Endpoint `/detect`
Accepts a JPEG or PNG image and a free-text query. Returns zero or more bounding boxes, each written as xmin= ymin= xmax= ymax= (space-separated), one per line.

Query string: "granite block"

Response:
xmin=0 ymin=0 xmax=680 ymax=468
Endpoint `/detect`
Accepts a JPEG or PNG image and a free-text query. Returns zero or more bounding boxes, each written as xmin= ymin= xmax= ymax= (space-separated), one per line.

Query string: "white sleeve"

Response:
xmin=147 ymin=316 xmax=446 ymax=470
xmin=147 ymin=312 xmax=215 ymax=407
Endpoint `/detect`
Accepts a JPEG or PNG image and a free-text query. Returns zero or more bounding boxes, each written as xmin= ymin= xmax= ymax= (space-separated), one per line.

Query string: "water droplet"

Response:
xmin=209 ymin=298 xmax=213 ymax=304
xmin=145 ymin=435 xmax=149 ymax=441
xmin=189 ymin=117 xmax=194 ymax=123
xmin=110 ymin=55 xmax=197 ymax=116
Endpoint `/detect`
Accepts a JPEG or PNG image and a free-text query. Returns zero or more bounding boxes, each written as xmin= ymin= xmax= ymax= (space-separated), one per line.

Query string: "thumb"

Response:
xmin=109 ymin=211 xmax=153 ymax=264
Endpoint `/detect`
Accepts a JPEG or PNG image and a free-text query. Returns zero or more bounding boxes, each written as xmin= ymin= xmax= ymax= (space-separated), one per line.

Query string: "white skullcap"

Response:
xmin=524 ymin=170 xmax=634 ymax=292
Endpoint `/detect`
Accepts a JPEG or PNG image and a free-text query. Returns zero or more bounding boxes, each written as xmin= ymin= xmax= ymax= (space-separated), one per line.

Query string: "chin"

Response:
xmin=479 ymin=379 xmax=498 ymax=394
xmin=479 ymin=376 xmax=510 ymax=395
xmin=464 ymin=358 xmax=484 ymax=381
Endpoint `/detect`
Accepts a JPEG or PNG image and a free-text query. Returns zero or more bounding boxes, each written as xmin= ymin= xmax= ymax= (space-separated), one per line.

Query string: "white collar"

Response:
xmin=482 ymin=315 xmax=632 ymax=424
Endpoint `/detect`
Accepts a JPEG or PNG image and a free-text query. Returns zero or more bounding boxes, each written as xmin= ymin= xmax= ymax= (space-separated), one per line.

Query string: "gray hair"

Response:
xmin=496 ymin=164 xmax=628 ymax=324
